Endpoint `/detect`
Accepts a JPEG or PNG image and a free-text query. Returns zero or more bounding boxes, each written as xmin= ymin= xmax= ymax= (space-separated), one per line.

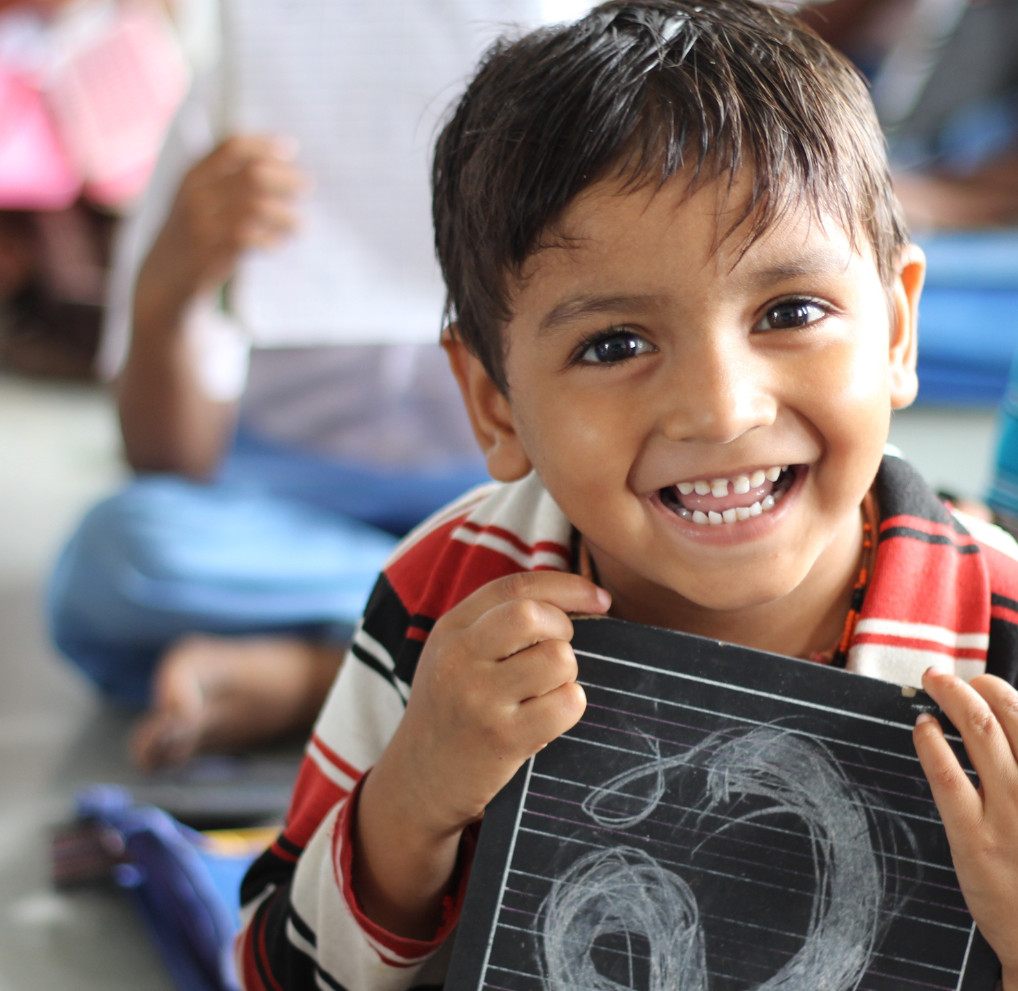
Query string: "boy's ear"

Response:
xmin=442 ymin=326 xmax=533 ymax=482
xmin=888 ymin=243 xmax=925 ymax=410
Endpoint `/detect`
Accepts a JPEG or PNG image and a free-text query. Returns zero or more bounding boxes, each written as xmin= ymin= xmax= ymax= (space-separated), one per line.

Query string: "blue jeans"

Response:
xmin=46 ymin=429 xmax=488 ymax=705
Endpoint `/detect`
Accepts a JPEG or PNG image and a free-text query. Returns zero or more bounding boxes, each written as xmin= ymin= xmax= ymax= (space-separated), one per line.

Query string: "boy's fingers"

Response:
xmin=920 ymin=669 xmax=1018 ymax=796
xmin=482 ymin=596 xmax=576 ymax=656
xmin=489 ymin=636 xmax=580 ymax=701
xmin=434 ymin=571 xmax=609 ymax=642
xmin=516 ymin=680 xmax=588 ymax=749
xmin=482 ymin=570 xmax=611 ymax=620
xmin=913 ymin=711 xmax=980 ymax=833
xmin=969 ymin=673 xmax=1018 ymax=763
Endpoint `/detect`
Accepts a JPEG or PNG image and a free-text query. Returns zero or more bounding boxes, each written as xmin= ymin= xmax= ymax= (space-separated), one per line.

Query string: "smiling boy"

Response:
xmin=449 ymin=170 xmax=917 ymax=660
xmin=237 ymin=3 xmax=1018 ymax=989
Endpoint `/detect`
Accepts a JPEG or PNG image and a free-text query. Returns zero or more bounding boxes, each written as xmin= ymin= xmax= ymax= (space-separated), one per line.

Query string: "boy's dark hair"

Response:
xmin=433 ymin=0 xmax=909 ymax=392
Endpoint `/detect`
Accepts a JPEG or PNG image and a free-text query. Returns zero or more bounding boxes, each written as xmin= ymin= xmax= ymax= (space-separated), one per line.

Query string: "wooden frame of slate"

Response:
xmin=445 ymin=616 xmax=1000 ymax=991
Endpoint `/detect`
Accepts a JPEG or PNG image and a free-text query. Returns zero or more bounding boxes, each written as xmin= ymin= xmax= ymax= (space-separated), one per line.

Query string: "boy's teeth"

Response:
xmin=679 ymin=486 xmax=786 ymax=525
xmin=675 ymin=466 xmax=787 ymax=501
xmin=670 ymin=465 xmax=791 ymax=526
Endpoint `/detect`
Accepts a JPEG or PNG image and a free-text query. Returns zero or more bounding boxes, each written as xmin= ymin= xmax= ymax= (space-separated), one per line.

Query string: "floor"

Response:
xmin=0 ymin=373 xmax=177 ymax=990
xmin=0 ymin=370 xmax=1003 ymax=990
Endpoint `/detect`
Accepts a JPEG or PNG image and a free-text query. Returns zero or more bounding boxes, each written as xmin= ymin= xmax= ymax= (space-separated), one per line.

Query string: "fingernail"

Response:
xmin=595 ymin=587 xmax=612 ymax=611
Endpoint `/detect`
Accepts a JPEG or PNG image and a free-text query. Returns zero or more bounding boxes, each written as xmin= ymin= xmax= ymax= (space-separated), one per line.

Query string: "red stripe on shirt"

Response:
xmin=312 ymin=731 xmax=362 ymax=783
xmin=238 ymin=921 xmax=263 ymax=991
xmin=851 ymin=631 xmax=986 ymax=660
xmin=332 ymin=779 xmax=445 ymax=967
xmin=278 ymin=750 xmax=357 ymax=854
xmin=453 ymin=519 xmax=568 ymax=562
xmin=256 ymin=911 xmax=287 ymax=991
xmin=991 ymin=601 xmax=1018 ymax=627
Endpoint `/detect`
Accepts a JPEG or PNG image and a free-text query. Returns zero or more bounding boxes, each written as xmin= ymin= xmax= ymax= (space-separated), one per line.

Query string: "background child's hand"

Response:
xmin=354 ymin=571 xmax=610 ymax=937
xmin=914 ymin=669 xmax=1018 ymax=987
xmin=140 ymin=135 xmax=308 ymax=312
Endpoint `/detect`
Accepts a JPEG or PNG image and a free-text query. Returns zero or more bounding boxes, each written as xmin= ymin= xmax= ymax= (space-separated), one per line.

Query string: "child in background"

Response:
xmin=236 ymin=3 xmax=1018 ymax=989
xmin=45 ymin=2 xmax=549 ymax=770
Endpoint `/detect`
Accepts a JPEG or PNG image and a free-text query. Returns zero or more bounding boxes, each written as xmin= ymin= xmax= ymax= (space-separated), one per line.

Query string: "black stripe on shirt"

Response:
xmin=350 ymin=639 xmax=400 ymax=689
xmin=880 ymin=525 xmax=981 ymax=552
xmin=987 ymin=614 xmax=1018 ymax=685
xmin=275 ymin=831 xmax=303 ymax=861
xmin=288 ymin=903 xmax=317 ymax=949
xmin=360 ymin=573 xmax=413 ymax=662
xmin=256 ymin=888 xmax=319 ymax=991
xmin=992 ymin=591 xmax=1018 ymax=614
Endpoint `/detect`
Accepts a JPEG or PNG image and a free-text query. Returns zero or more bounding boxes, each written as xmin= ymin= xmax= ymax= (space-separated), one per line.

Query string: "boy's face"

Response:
xmin=449 ymin=171 xmax=923 ymax=646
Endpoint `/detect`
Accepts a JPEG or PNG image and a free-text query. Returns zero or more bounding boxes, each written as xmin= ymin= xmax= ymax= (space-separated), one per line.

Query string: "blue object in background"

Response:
xmin=914 ymin=231 xmax=1018 ymax=407
xmin=987 ymin=349 xmax=1018 ymax=521
xmin=61 ymin=786 xmax=272 ymax=991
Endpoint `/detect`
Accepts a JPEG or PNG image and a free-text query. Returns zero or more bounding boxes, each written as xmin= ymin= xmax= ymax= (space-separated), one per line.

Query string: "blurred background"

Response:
xmin=0 ymin=0 xmax=1013 ymax=988
xmin=2 ymin=5 xmax=204 ymax=986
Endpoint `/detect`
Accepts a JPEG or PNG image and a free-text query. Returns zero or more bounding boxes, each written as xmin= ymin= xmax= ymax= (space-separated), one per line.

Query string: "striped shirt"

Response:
xmin=236 ymin=453 xmax=1018 ymax=991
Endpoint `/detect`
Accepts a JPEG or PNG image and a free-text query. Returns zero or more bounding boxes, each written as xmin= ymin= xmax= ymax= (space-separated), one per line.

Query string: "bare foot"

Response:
xmin=129 ymin=634 xmax=345 ymax=771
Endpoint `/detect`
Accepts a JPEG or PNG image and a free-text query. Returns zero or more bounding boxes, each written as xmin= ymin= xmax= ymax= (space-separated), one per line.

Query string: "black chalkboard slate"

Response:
xmin=445 ymin=616 xmax=999 ymax=991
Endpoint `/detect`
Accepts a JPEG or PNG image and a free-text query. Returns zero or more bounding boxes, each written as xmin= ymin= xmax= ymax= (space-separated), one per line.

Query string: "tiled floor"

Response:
xmin=0 ymin=370 xmax=1002 ymax=989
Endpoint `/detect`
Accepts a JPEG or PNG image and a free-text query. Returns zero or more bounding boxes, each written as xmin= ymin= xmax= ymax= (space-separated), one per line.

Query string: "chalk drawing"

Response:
xmin=536 ymin=846 xmax=707 ymax=991
xmin=536 ymin=724 xmax=917 ymax=991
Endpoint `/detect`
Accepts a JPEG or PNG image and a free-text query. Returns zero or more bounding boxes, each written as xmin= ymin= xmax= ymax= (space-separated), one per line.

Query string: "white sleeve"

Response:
xmin=235 ymin=613 xmax=469 ymax=990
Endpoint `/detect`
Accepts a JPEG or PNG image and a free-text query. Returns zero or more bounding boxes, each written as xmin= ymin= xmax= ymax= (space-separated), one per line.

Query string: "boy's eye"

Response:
xmin=757 ymin=298 xmax=828 ymax=331
xmin=577 ymin=329 xmax=655 ymax=364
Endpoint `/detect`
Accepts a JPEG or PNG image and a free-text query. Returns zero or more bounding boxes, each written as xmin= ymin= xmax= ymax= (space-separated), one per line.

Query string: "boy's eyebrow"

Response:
xmin=538 ymin=293 xmax=668 ymax=334
xmin=536 ymin=248 xmax=857 ymax=333
xmin=732 ymin=246 xmax=857 ymax=288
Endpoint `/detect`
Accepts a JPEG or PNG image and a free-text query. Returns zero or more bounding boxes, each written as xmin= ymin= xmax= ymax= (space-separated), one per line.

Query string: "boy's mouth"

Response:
xmin=659 ymin=465 xmax=798 ymax=525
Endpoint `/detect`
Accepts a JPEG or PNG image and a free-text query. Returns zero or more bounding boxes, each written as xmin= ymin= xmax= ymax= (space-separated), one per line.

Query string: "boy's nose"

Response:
xmin=658 ymin=346 xmax=778 ymax=445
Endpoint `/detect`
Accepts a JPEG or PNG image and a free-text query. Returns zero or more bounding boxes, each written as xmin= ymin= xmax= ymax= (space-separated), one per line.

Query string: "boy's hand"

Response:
xmin=140 ymin=135 xmax=308 ymax=317
xmin=393 ymin=570 xmax=611 ymax=835
xmin=914 ymin=668 xmax=1018 ymax=987
xmin=354 ymin=571 xmax=610 ymax=938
